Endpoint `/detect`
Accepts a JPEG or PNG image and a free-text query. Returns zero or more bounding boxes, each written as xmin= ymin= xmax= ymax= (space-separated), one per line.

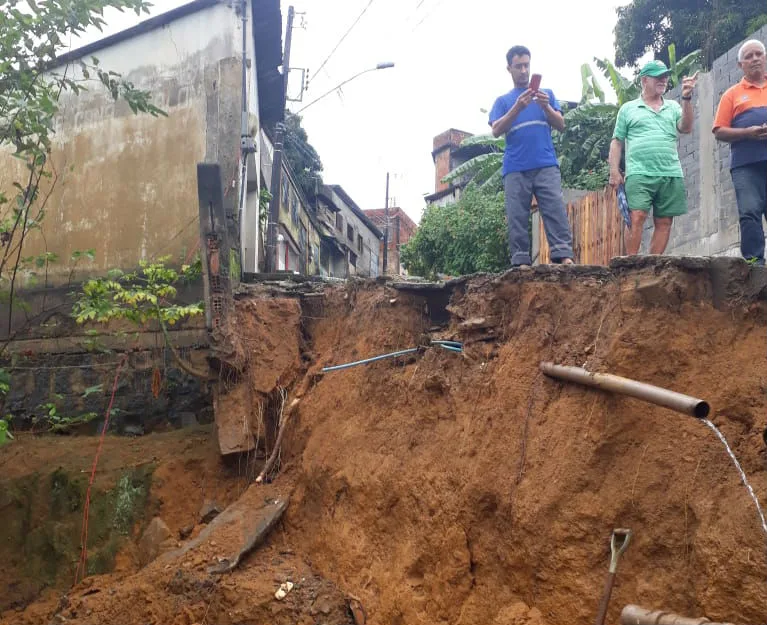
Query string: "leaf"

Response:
xmin=82 ymin=384 xmax=103 ymax=398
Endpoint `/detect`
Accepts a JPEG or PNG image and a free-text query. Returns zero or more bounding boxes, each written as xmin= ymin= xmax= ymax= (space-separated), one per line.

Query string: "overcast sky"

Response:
xmin=72 ymin=0 xmax=639 ymax=224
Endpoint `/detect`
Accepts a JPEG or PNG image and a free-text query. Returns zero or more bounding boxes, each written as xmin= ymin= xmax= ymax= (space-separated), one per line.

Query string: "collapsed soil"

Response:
xmin=3 ymin=260 xmax=767 ymax=625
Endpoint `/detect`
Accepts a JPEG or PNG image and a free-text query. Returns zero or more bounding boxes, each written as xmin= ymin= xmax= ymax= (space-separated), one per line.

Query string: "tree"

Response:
xmin=557 ymin=45 xmax=701 ymax=188
xmin=400 ymin=186 xmax=509 ymax=278
xmin=614 ymin=0 xmax=767 ymax=68
xmin=282 ymin=110 xmax=323 ymax=199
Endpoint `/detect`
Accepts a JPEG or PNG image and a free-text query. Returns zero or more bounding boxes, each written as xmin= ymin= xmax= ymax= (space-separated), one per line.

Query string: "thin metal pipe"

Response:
xmin=322 ymin=342 xmax=463 ymax=373
xmin=621 ymin=605 xmax=737 ymax=625
xmin=437 ymin=344 xmax=463 ymax=353
xmin=540 ymin=362 xmax=710 ymax=419
xmin=431 ymin=340 xmax=463 ymax=348
xmin=322 ymin=348 xmax=419 ymax=372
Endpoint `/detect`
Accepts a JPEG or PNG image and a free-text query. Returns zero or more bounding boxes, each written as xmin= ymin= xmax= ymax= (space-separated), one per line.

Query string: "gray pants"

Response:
xmin=504 ymin=166 xmax=574 ymax=265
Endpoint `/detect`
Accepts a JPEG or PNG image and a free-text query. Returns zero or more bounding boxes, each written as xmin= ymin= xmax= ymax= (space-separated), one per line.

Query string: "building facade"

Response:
xmin=314 ymin=185 xmax=382 ymax=278
xmin=364 ymin=207 xmax=418 ymax=275
xmin=0 ymin=0 xmax=282 ymax=285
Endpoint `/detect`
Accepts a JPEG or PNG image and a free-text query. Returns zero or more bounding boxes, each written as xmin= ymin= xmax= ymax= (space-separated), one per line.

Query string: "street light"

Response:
xmin=295 ymin=62 xmax=395 ymax=114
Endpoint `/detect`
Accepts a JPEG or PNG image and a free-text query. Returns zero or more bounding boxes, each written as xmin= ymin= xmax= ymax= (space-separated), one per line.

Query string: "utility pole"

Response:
xmin=266 ymin=5 xmax=295 ymax=273
xmin=382 ymin=172 xmax=389 ymax=274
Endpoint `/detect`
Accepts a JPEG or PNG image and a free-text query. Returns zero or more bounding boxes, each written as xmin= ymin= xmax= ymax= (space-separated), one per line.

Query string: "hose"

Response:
xmin=321 ymin=340 xmax=463 ymax=373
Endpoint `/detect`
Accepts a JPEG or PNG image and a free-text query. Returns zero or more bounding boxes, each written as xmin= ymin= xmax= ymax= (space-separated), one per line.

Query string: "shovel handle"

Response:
xmin=594 ymin=571 xmax=616 ymax=625
xmin=609 ymin=528 xmax=632 ymax=573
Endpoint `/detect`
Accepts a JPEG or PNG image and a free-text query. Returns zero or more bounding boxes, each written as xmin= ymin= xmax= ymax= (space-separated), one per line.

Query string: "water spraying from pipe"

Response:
xmin=702 ymin=419 xmax=767 ymax=538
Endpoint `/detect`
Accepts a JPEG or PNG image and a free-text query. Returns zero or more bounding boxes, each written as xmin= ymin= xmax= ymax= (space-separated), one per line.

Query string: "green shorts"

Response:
xmin=624 ymin=175 xmax=687 ymax=218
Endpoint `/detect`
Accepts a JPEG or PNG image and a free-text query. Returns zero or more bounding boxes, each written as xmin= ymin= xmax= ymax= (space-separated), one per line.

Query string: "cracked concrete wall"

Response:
xmin=0 ymin=1 xmax=259 ymax=285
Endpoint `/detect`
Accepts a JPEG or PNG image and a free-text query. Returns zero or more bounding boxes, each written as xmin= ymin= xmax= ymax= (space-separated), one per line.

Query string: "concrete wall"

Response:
xmin=0 ymin=281 xmax=211 ymax=433
xmin=0 ymin=1 xmax=258 ymax=285
xmin=639 ymin=25 xmax=767 ymax=257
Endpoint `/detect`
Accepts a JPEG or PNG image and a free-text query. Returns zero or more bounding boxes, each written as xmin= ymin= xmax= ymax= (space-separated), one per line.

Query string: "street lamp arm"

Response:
xmin=295 ymin=63 xmax=394 ymax=114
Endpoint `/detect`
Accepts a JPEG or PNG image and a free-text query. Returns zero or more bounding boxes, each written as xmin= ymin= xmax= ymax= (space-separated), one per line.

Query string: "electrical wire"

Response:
xmin=312 ymin=0 xmax=376 ymax=82
xmin=74 ymin=354 xmax=128 ymax=584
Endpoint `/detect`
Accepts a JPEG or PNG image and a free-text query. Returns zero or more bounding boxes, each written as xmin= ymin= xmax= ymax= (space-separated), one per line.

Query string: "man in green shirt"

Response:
xmin=608 ymin=60 xmax=698 ymax=255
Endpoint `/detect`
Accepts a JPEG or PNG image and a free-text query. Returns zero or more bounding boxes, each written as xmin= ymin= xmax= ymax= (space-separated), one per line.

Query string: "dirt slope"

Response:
xmin=285 ymin=260 xmax=767 ymax=624
xmin=3 ymin=258 xmax=766 ymax=625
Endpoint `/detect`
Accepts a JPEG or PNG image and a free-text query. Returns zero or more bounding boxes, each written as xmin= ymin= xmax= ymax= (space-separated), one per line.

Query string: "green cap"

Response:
xmin=639 ymin=60 xmax=670 ymax=78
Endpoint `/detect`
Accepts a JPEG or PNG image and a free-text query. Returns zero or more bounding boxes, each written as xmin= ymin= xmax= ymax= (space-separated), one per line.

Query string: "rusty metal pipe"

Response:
xmin=621 ymin=605 xmax=739 ymax=625
xmin=539 ymin=363 xmax=710 ymax=419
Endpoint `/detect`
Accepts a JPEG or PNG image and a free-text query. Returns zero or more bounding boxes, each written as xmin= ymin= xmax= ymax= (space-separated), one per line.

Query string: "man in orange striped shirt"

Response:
xmin=713 ymin=39 xmax=767 ymax=265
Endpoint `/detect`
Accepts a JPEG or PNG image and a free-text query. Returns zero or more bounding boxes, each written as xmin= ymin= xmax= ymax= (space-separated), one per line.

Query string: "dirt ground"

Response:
xmin=2 ymin=259 xmax=766 ymax=625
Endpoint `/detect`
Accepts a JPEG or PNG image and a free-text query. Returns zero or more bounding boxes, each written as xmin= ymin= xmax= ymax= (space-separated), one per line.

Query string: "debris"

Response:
xmin=205 ymin=495 xmax=290 ymax=574
xmin=198 ymin=500 xmax=222 ymax=524
xmin=179 ymin=525 xmax=194 ymax=540
xmin=274 ymin=581 xmax=294 ymax=600
xmin=138 ymin=517 xmax=174 ymax=566
xmin=459 ymin=317 xmax=489 ymax=330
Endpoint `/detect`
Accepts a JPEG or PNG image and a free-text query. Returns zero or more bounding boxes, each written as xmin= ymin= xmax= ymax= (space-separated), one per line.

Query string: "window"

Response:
xmin=349 ymin=251 xmax=357 ymax=267
xmin=370 ymin=253 xmax=379 ymax=278
xmin=347 ymin=224 xmax=354 ymax=242
xmin=281 ymin=177 xmax=289 ymax=208
xmin=336 ymin=214 xmax=343 ymax=231
xmin=357 ymin=234 xmax=363 ymax=253
xmin=290 ymin=192 xmax=299 ymax=226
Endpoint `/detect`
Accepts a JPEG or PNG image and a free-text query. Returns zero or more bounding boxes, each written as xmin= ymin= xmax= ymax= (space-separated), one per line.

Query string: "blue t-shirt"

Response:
xmin=488 ymin=88 xmax=561 ymax=175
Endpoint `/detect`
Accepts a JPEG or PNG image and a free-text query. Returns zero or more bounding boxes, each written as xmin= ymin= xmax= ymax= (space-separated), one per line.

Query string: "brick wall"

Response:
xmin=432 ymin=129 xmax=473 ymax=193
xmin=639 ymin=26 xmax=767 ymax=257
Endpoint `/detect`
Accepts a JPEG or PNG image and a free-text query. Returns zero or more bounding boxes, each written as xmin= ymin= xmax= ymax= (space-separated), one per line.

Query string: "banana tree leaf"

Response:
xmin=459 ymin=134 xmax=504 ymax=150
xmin=442 ymin=153 xmax=501 ymax=184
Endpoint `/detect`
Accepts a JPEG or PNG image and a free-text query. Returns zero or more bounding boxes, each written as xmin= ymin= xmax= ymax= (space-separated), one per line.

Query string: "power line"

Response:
xmin=311 ymin=0 xmax=376 ymax=83
xmin=410 ymin=0 xmax=447 ymax=32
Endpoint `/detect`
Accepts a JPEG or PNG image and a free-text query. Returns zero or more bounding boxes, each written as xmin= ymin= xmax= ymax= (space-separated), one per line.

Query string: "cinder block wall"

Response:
xmin=640 ymin=26 xmax=767 ymax=257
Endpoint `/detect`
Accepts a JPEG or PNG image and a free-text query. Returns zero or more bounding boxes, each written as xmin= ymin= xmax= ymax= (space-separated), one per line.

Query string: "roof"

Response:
xmin=50 ymin=0 xmax=284 ymax=125
xmin=324 ymin=185 xmax=383 ymax=239
xmin=364 ymin=208 xmax=418 ymax=231
xmin=424 ymin=187 xmax=459 ymax=203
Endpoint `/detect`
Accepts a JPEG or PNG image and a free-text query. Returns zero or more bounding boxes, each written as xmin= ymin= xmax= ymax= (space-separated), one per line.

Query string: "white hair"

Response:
xmin=738 ymin=39 xmax=766 ymax=62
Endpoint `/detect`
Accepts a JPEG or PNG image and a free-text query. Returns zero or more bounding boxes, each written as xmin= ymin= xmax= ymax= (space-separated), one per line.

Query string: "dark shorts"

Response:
xmin=625 ymin=175 xmax=687 ymax=218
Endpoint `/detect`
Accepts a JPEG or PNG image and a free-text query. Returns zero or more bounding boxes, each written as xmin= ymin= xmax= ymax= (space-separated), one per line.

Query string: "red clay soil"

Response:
xmin=213 ymin=296 xmax=304 ymax=455
xmin=3 ymin=261 xmax=767 ymax=625
xmin=284 ymin=264 xmax=767 ymax=625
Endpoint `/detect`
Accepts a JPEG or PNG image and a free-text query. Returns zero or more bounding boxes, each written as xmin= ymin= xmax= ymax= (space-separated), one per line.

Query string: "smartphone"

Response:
xmin=529 ymin=73 xmax=542 ymax=92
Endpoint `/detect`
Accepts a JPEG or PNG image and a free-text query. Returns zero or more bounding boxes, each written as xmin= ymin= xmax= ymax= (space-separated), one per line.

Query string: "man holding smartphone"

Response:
xmin=489 ymin=45 xmax=574 ymax=267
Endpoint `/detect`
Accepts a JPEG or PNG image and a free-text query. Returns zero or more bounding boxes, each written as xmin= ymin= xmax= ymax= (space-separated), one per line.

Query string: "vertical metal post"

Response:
xmin=382 ymin=172 xmax=389 ymax=274
xmin=266 ymin=5 xmax=295 ymax=273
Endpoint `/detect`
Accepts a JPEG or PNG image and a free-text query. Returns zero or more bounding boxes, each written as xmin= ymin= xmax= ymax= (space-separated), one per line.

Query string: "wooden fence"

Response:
xmin=538 ymin=189 xmax=625 ymax=265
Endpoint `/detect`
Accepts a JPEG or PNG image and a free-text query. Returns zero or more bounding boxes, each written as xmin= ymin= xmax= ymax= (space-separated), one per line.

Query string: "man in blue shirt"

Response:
xmin=489 ymin=45 xmax=574 ymax=267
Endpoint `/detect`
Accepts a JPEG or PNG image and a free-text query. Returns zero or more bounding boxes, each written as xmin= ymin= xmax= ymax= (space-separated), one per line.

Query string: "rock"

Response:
xmin=139 ymin=517 xmax=173 ymax=566
xmin=179 ymin=525 xmax=194 ymax=540
xmin=274 ymin=581 xmax=294 ymax=600
xmin=178 ymin=412 xmax=199 ymax=428
xmin=459 ymin=317 xmax=489 ymax=330
xmin=122 ymin=423 xmax=144 ymax=437
xmin=198 ymin=500 xmax=222 ymax=524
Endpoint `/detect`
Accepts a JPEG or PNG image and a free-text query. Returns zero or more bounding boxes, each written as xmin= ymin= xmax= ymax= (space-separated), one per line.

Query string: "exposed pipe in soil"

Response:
xmin=620 ymin=604 xmax=739 ymax=625
xmin=322 ymin=341 xmax=463 ymax=373
xmin=539 ymin=362 xmax=710 ymax=419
